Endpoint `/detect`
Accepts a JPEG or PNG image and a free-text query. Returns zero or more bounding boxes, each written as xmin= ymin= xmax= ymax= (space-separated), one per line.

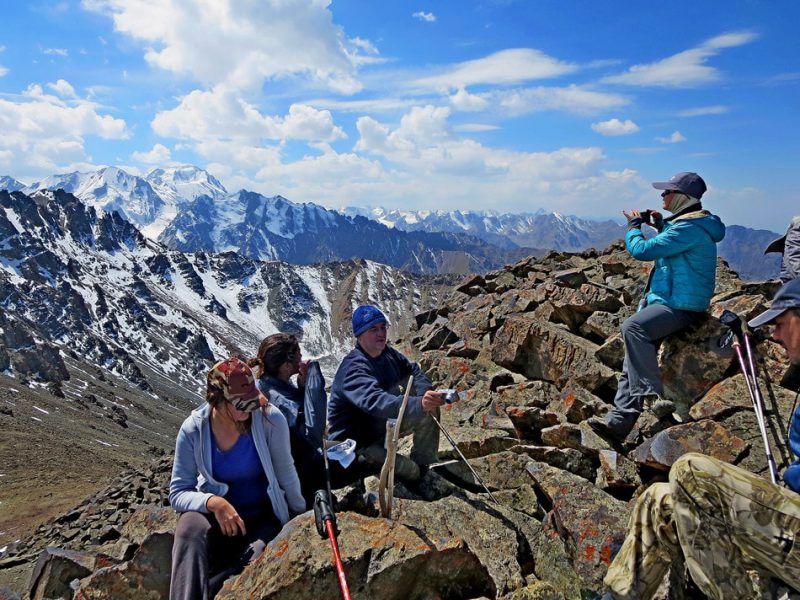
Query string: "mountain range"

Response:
xmin=1 ymin=165 xmax=785 ymax=280
xmin=8 ymin=166 xmax=535 ymax=275
xmin=339 ymin=206 xmax=626 ymax=253
xmin=0 ymin=188 xmax=454 ymax=393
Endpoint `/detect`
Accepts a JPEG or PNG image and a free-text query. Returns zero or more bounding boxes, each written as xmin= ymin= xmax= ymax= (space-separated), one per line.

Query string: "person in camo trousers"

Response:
xmin=597 ymin=277 xmax=800 ymax=600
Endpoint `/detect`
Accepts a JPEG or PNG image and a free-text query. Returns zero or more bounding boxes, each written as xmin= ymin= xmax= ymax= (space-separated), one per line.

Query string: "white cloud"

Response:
xmin=82 ymin=0 xmax=368 ymax=94
xmin=47 ymin=79 xmax=78 ymax=98
xmin=0 ymin=85 xmax=128 ymax=178
xmin=454 ymin=123 xmax=500 ymax=133
xmin=354 ymin=105 xmax=606 ymax=182
xmin=496 ymin=85 xmax=629 ymax=116
xmin=132 ymin=143 xmax=171 ymax=164
xmin=412 ymin=48 xmax=577 ymax=91
xmin=412 ymin=11 xmax=436 ymax=22
xmin=591 ymin=118 xmax=639 ymax=136
xmin=602 ymin=31 xmax=758 ymax=87
xmin=656 ymin=131 xmax=686 ymax=144
xmin=449 ymin=88 xmax=489 ymax=112
xmin=43 ymin=47 xmax=69 ymax=57
xmin=152 ymin=86 xmax=345 ymax=144
xmin=677 ymin=105 xmax=728 ymax=117
xmin=0 ymin=66 xmax=7 ymax=77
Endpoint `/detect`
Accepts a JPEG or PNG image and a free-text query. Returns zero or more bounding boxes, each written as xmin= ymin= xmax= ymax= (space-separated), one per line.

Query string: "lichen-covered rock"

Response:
xmin=218 ymin=512 xmax=495 ymax=600
xmin=491 ymin=317 xmax=615 ymax=392
xmin=633 ymin=420 xmax=749 ymax=471
xmin=524 ymin=462 xmax=629 ymax=593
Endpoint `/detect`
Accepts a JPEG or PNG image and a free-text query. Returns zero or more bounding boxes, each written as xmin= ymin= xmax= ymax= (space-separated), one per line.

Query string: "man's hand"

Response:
xmin=208 ymin=495 xmax=246 ymax=536
xmin=421 ymin=390 xmax=446 ymax=413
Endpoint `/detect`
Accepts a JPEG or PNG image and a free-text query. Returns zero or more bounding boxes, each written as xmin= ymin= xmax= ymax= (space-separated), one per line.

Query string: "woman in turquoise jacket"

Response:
xmin=589 ymin=172 xmax=726 ymax=441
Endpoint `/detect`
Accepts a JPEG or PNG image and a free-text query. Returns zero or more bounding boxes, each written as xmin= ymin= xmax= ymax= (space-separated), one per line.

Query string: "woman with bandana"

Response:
xmin=168 ymin=357 xmax=304 ymax=600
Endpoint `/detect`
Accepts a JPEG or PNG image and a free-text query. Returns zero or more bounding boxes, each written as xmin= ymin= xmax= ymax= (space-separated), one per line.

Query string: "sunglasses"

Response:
xmin=660 ymin=190 xmax=678 ymax=197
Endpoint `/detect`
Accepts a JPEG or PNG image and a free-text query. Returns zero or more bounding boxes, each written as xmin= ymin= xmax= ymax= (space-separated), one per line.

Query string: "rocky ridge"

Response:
xmin=3 ymin=243 xmax=798 ymax=600
xmin=0 ymin=188 xmax=453 ymax=392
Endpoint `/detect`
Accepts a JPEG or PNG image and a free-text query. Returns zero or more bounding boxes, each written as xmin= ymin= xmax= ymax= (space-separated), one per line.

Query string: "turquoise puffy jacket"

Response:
xmin=625 ymin=210 xmax=726 ymax=311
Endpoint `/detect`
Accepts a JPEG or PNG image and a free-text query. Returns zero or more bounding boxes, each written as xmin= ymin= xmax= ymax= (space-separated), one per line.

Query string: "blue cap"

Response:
xmin=352 ymin=305 xmax=387 ymax=337
xmin=748 ymin=278 xmax=800 ymax=328
xmin=651 ymin=172 xmax=707 ymax=200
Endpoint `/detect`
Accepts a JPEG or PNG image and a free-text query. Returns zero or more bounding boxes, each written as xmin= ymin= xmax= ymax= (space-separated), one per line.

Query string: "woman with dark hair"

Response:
xmin=251 ymin=334 xmax=327 ymax=502
xmin=169 ymin=357 xmax=304 ymax=600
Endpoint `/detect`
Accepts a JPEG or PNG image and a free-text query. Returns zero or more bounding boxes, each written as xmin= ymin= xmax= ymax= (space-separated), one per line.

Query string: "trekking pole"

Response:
xmin=430 ymin=413 xmax=500 ymax=504
xmin=313 ymin=489 xmax=352 ymax=600
xmin=719 ymin=310 xmax=779 ymax=484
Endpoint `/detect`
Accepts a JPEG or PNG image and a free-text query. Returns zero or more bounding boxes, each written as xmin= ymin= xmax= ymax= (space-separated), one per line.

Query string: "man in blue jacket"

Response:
xmin=597 ymin=277 xmax=800 ymax=600
xmin=589 ymin=172 xmax=726 ymax=441
xmin=328 ymin=305 xmax=446 ymax=482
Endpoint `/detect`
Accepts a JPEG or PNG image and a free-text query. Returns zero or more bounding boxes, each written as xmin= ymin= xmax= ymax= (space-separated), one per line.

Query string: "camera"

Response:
xmin=438 ymin=389 xmax=457 ymax=403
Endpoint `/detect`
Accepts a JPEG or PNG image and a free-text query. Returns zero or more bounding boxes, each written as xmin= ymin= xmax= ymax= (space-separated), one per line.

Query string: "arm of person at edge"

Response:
xmin=625 ymin=218 xmax=706 ymax=261
xmin=262 ymin=406 xmax=306 ymax=515
xmin=338 ymin=356 xmax=442 ymax=420
xmin=780 ymin=217 xmax=800 ymax=283
xmin=782 ymin=404 xmax=800 ymax=493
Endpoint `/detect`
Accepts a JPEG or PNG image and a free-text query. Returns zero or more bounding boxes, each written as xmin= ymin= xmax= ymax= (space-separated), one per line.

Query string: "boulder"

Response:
xmin=633 ymin=420 xmax=749 ymax=471
xmin=595 ymin=450 xmax=641 ymax=490
xmin=217 ymin=512 xmax=496 ymax=600
xmin=396 ymin=496 xmax=527 ymax=595
xmin=29 ymin=547 xmax=95 ymax=600
xmin=75 ymin=530 xmax=173 ymax=599
xmin=491 ymin=317 xmax=615 ymax=392
xmin=659 ymin=317 xmax=733 ymax=417
xmin=524 ymin=462 xmax=629 ymax=592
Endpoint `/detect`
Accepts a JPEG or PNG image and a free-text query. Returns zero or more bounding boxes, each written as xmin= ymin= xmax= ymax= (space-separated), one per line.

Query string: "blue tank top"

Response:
xmin=211 ymin=431 xmax=271 ymax=518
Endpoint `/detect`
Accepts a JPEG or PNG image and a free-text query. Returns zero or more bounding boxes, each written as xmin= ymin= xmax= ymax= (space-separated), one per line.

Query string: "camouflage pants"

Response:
xmin=604 ymin=452 xmax=800 ymax=600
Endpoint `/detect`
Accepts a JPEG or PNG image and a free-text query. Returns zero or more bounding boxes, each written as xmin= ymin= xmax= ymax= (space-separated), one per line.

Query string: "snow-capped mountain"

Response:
xmin=0 ymin=175 xmax=25 ymax=192
xmin=20 ymin=165 xmax=228 ymax=241
xmin=0 ymin=188 xmax=453 ymax=397
xmin=158 ymin=190 xmax=535 ymax=273
xmin=22 ymin=166 xmax=167 ymax=236
xmin=6 ymin=166 xmax=531 ymax=274
xmin=340 ymin=206 xmax=626 ymax=253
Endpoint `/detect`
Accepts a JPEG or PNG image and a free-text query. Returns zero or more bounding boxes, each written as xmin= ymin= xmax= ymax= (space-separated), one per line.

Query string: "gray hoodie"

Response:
xmin=169 ymin=403 xmax=305 ymax=523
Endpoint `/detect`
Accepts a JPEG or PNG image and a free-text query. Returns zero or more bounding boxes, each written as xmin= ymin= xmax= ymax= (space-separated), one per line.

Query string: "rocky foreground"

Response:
xmin=3 ymin=242 xmax=799 ymax=600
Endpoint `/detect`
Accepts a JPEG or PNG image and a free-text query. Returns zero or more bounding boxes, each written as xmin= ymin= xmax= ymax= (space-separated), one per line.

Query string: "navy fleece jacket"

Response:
xmin=327 ymin=343 xmax=432 ymax=449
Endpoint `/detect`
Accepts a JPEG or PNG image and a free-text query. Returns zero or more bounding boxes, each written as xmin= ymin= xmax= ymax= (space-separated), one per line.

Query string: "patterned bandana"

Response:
xmin=208 ymin=357 xmax=262 ymax=412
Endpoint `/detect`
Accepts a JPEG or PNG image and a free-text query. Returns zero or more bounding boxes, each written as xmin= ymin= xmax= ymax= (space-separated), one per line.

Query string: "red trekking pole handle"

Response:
xmin=314 ymin=489 xmax=352 ymax=600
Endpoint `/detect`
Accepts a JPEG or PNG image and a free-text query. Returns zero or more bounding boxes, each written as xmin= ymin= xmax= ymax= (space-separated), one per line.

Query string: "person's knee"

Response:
xmin=620 ymin=314 xmax=644 ymax=344
xmin=174 ymin=511 xmax=212 ymax=542
xmin=669 ymin=452 xmax=716 ymax=489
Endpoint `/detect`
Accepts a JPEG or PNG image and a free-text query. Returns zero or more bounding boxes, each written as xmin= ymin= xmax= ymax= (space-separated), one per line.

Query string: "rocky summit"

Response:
xmin=2 ymin=242 xmax=798 ymax=600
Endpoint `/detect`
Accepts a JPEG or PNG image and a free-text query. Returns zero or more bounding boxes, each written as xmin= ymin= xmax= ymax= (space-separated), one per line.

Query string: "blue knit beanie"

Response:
xmin=352 ymin=305 xmax=387 ymax=337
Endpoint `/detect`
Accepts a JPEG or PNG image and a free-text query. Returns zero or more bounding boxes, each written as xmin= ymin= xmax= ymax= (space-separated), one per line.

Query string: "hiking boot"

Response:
xmin=394 ymin=455 xmax=421 ymax=483
xmin=586 ymin=416 xmax=629 ymax=442
xmin=643 ymin=395 xmax=676 ymax=419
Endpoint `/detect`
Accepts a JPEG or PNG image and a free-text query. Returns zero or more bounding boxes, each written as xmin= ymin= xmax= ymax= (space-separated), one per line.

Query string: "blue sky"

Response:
xmin=0 ymin=1 xmax=797 ymax=231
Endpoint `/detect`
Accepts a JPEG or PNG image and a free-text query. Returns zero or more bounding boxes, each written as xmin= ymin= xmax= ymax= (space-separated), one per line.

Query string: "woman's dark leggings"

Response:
xmin=169 ymin=510 xmax=280 ymax=600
